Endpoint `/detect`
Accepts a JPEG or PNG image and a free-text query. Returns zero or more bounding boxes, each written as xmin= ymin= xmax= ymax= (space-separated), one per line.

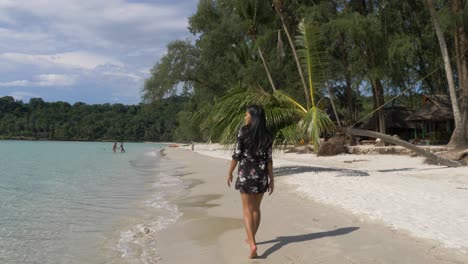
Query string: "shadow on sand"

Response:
xmin=256 ymin=227 xmax=360 ymax=259
xmin=377 ymin=168 xmax=414 ymax=173
xmin=274 ymin=166 xmax=369 ymax=177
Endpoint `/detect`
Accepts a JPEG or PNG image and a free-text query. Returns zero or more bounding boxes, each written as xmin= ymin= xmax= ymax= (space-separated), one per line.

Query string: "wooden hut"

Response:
xmin=361 ymin=105 xmax=415 ymax=140
xmin=406 ymin=94 xmax=455 ymax=144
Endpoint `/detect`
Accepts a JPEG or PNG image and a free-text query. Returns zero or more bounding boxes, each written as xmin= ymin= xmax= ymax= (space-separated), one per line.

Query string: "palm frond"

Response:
xmin=236 ymin=0 xmax=274 ymax=33
xmin=199 ymin=86 xmax=303 ymax=147
xmin=273 ymin=90 xmax=307 ymax=113
xmin=298 ymin=106 xmax=335 ymax=150
xmin=295 ymin=20 xmax=329 ymax=106
xmin=264 ymin=106 xmax=302 ymax=133
xmin=275 ymin=123 xmax=304 ymax=147
xmin=273 ymin=89 xmax=335 ymax=151
xmin=201 ymin=86 xmax=270 ymax=144
xmin=232 ymin=41 xmax=256 ymax=67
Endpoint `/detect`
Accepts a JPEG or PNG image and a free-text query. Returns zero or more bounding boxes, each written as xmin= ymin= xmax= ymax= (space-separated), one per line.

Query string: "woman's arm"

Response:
xmin=267 ymin=161 xmax=274 ymax=195
xmin=228 ymin=127 xmax=244 ymax=187
xmin=266 ymin=139 xmax=274 ymax=195
xmin=227 ymin=159 xmax=238 ymax=187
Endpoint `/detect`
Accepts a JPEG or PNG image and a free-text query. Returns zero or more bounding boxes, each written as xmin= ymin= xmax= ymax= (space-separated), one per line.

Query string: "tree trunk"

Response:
xmin=426 ymin=0 xmax=467 ymax=148
xmin=274 ymin=3 xmax=310 ymax=108
xmin=345 ymin=70 xmax=357 ymax=145
xmin=374 ymin=79 xmax=386 ymax=134
xmin=372 ymin=81 xmax=378 ymax=129
xmin=452 ymin=0 xmax=468 ymax=142
xmin=452 ymin=0 xmax=468 ymax=94
xmin=257 ymin=47 xmax=277 ymax=93
xmin=454 ymin=21 xmax=464 ymax=93
xmin=345 ymin=71 xmax=354 ymax=124
xmin=370 ymin=78 xmax=385 ymax=134
xmin=328 ymin=83 xmax=341 ymax=126
xmin=338 ymin=127 xmax=465 ymax=167
xmin=463 ymin=98 xmax=468 ymax=142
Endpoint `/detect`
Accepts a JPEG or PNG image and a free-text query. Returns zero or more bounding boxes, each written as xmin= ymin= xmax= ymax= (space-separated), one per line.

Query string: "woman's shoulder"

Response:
xmin=238 ymin=125 xmax=249 ymax=136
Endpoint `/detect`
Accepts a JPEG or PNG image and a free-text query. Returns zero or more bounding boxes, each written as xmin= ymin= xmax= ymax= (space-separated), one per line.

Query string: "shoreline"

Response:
xmin=156 ymin=147 xmax=468 ymax=263
xmin=96 ymin=145 xmax=185 ymax=264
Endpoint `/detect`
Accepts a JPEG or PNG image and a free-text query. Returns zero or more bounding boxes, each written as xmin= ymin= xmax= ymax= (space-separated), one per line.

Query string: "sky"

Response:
xmin=0 ymin=0 xmax=198 ymax=104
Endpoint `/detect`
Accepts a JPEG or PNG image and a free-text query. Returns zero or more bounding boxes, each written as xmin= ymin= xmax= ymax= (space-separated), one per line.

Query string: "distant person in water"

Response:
xmin=112 ymin=142 xmax=118 ymax=153
xmin=120 ymin=142 xmax=125 ymax=153
xmin=191 ymin=141 xmax=194 ymax=151
xmin=227 ymin=105 xmax=274 ymax=259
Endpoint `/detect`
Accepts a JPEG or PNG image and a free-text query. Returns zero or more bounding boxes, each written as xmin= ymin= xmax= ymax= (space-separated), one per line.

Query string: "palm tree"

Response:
xmin=426 ymin=0 xmax=468 ymax=148
xmin=272 ymin=0 xmax=342 ymax=126
xmin=272 ymin=0 xmax=310 ymax=108
xmin=237 ymin=0 xmax=277 ymax=92
xmin=276 ymin=20 xmax=335 ymax=150
xmin=201 ymin=20 xmax=335 ymax=151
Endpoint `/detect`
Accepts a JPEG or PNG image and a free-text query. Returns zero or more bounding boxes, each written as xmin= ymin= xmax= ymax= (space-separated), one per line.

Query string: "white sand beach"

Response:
xmin=155 ymin=145 xmax=468 ymax=263
xmin=193 ymin=144 xmax=468 ymax=250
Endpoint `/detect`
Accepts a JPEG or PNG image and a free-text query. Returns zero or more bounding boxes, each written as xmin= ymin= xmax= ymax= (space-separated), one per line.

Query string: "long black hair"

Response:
xmin=246 ymin=105 xmax=272 ymax=153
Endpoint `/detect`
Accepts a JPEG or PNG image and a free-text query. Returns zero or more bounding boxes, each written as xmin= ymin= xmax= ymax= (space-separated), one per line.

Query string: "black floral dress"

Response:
xmin=232 ymin=126 xmax=273 ymax=194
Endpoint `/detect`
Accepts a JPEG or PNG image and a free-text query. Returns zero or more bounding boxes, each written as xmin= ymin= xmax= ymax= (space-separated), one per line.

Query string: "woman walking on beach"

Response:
xmin=227 ymin=105 xmax=274 ymax=259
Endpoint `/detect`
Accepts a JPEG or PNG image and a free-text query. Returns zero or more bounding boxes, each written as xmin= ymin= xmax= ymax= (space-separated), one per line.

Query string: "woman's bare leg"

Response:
xmin=244 ymin=193 xmax=264 ymax=243
xmin=252 ymin=193 xmax=264 ymax=237
xmin=240 ymin=193 xmax=257 ymax=258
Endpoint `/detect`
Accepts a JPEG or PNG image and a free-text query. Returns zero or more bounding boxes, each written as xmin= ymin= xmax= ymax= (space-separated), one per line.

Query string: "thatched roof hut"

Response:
xmin=406 ymin=94 xmax=456 ymax=144
xmin=406 ymin=94 xmax=454 ymax=122
xmin=361 ymin=105 xmax=415 ymax=130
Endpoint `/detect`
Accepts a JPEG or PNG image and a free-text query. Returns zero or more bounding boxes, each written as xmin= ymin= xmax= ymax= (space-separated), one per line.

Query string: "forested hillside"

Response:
xmin=0 ymin=96 xmax=194 ymax=142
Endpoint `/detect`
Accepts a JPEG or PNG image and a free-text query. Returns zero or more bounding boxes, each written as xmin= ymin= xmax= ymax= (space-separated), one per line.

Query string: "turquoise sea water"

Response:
xmin=0 ymin=141 xmax=181 ymax=264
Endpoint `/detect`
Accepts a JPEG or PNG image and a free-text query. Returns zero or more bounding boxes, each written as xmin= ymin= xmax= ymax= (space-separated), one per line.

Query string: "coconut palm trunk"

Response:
xmin=338 ymin=127 xmax=464 ymax=167
xmin=273 ymin=0 xmax=310 ymax=108
xmin=327 ymin=83 xmax=341 ymax=126
xmin=257 ymin=46 xmax=277 ymax=92
xmin=451 ymin=0 xmax=468 ymax=142
xmin=426 ymin=0 xmax=467 ymax=148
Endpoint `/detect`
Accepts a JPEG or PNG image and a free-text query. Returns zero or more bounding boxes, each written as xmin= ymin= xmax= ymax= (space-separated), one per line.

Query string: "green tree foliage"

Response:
xmin=0 ymin=96 xmax=190 ymax=142
xmin=140 ymin=0 xmax=467 ymax=146
xmin=143 ymin=40 xmax=200 ymax=102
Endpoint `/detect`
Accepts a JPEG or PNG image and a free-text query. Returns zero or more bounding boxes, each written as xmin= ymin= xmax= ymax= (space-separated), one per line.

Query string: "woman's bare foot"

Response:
xmin=248 ymin=245 xmax=258 ymax=259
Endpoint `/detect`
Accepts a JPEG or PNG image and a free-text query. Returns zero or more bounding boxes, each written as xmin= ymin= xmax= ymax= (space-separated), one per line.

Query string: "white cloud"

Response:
xmin=0 ymin=0 xmax=197 ymax=103
xmin=0 ymin=80 xmax=29 ymax=87
xmin=0 ymin=0 xmax=188 ymax=48
xmin=0 ymin=51 xmax=123 ymax=70
xmin=0 ymin=28 xmax=47 ymax=41
xmin=101 ymin=71 xmax=143 ymax=82
xmin=0 ymin=74 xmax=75 ymax=88
xmin=35 ymin=74 xmax=76 ymax=87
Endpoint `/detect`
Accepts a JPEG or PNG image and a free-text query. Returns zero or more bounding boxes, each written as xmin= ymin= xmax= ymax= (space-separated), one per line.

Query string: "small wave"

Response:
xmin=116 ymin=207 xmax=182 ymax=263
xmin=152 ymin=172 xmax=183 ymax=189
xmin=116 ymin=161 xmax=185 ymax=263
xmin=145 ymin=151 xmax=159 ymax=158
